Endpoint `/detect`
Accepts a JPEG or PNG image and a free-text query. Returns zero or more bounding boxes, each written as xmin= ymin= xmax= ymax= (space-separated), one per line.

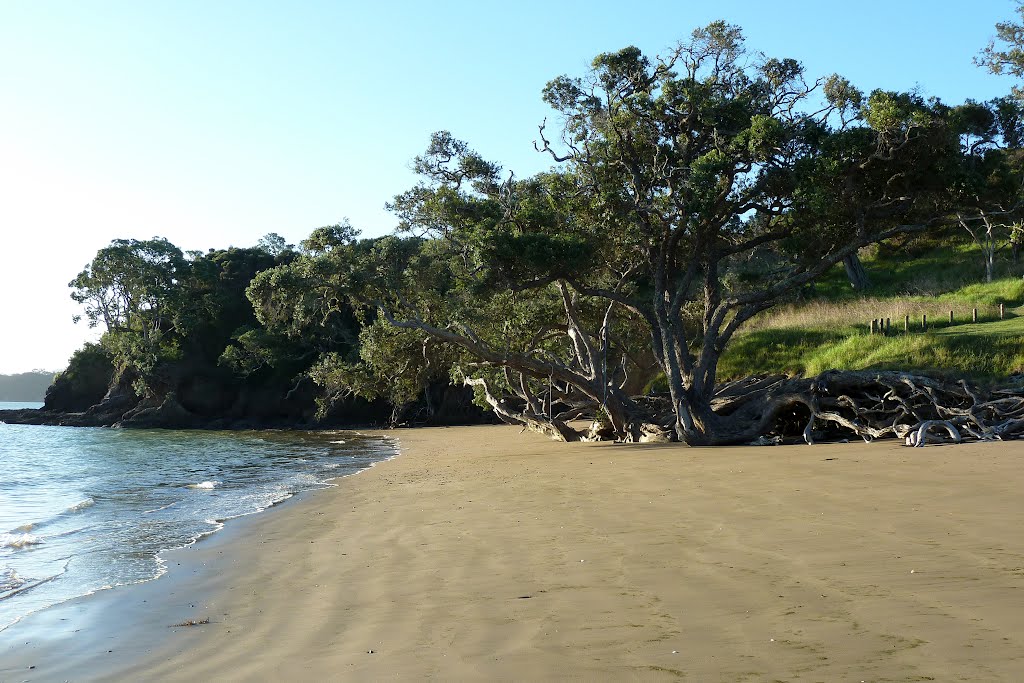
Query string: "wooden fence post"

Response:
xmin=886 ymin=317 xmax=891 ymax=334
xmin=1000 ymin=303 xmax=1005 ymax=319
xmin=949 ymin=310 xmax=954 ymax=325
xmin=973 ymin=307 xmax=978 ymax=323
xmin=923 ymin=313 xmax=927 ymax=332
xmin=904 ymin=314 xmax=909 ymax=333
xmin=870 ymin=319 xmax=877 ymax=335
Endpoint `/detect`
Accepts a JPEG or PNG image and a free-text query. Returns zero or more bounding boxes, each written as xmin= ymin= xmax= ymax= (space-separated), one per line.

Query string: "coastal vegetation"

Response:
xmin=720 ymin=241 xmax=1024 ymax=381
xmin=10 ymin=12 xmax=1024 ymax=445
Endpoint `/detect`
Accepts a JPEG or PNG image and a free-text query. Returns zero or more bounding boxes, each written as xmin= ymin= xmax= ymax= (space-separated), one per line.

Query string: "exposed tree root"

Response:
xmin=708 ymin=370 xmax=1024 ymax=446
xmin=487 ymin=369 xmax=1024 ymax=447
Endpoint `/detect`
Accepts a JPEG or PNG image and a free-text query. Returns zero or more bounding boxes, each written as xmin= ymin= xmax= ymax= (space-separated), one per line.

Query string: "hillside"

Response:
xmin=0 ymin=371 xmax=55 ymax=402
xmin=719 ymin=233 xmax=1024 ymax=382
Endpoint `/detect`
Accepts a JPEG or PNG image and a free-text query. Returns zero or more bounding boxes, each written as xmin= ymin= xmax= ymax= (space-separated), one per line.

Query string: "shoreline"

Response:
xmin=0 ymin=430 xmax=399 ymax=669
xmin=4 ymin=426 xmax=1024 ymax=680
xmin=0 ymin=428 xmax=397 ymax=642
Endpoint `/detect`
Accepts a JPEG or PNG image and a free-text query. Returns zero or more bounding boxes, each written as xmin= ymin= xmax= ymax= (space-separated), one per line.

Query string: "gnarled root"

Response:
xmin=703 ymin=370 xmax=1024 ymax=447
xmin=905 ymin=420 xmax=962 ymax=447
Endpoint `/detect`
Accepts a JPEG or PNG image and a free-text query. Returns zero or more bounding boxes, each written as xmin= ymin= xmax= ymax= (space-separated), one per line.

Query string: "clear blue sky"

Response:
xmin=0 ymin=0 xmax=1015 ymax=374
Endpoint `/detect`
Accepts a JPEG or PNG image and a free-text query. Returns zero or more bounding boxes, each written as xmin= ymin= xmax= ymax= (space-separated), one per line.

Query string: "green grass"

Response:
xmin=720 ymin=235 xmax=1024 ymax=381
xmin=811 ymin=237 xmax=1024 ymax=300
xmin=719 ymin=326 xmax=1024 ymax=381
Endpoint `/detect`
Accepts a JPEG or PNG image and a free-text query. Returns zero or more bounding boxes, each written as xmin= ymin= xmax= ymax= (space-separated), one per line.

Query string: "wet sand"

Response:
xmin=3 ymin=425 xmax=1024 ymax=681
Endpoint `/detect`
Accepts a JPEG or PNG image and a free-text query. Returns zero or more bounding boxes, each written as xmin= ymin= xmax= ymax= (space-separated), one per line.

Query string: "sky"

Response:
xmin=0 ymin=0 xmax=1017 ymax=374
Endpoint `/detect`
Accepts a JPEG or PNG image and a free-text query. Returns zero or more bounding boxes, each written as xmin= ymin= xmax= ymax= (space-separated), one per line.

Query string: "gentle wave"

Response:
xmin=0 ymin=568 xmax=26 ymax=593
xmin=0 ymin=574 xmax=59 ymax=602
xmin=0 ymin=428 xmax=397 ymax=634
xmin=7 ymin=497 xmax=97 ymax=536
xmin=66 ymin=498 xmax=95 ymax=512
xmin=142 ymin=501 xmax=178 ymax=514
xmin=0 ymin=533 xmax=41 ymax=549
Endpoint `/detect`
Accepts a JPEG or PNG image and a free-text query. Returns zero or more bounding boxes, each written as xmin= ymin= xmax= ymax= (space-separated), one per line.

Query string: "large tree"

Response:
xmin=378 ymin=25 xmax=955 ymax=443
xmin=70 ymin=237 xmax=189 ymax=395
xmin=248 ymin=24 xmax=966 ymax=444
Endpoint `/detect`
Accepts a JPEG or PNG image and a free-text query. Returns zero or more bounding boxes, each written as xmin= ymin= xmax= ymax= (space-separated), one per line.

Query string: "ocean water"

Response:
xmin=0 ymin=403 xmax=396 ymax=633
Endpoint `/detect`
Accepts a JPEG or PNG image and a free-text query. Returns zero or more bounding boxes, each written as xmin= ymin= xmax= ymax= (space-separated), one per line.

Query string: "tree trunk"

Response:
xmin=842 ymin=253 xmax=871 ymax=291
xmin=666 ymin=370 xmax=1024 ymax=446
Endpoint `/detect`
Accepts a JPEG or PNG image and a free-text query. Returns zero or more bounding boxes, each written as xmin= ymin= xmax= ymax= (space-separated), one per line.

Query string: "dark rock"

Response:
xmin=118 ymin=392 xmax=201 ymax=428
xmin=178 ymin=374 xmax=235 ymax=417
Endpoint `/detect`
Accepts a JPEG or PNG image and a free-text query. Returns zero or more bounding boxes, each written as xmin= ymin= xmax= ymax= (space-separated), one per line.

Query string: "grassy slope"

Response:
xmin=718 ymin=237 xmax=1024 ymax=382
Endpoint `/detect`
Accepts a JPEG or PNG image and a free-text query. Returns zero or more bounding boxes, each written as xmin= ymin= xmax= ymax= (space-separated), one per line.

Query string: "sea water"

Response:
xmin=0 ymin=402 xmax=396 ymax=633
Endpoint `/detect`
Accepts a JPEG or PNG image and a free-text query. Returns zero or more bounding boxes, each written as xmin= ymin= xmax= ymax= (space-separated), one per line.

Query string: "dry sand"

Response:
xmin=4 ymin=425 xmax=1024 ymax=681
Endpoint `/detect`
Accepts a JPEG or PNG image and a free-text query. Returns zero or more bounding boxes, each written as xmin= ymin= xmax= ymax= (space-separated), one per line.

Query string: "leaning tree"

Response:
xmin=248 ymin=23 xmax=1010 ymax=443
xmin=349 ymin=24 xmax=958 ymax=443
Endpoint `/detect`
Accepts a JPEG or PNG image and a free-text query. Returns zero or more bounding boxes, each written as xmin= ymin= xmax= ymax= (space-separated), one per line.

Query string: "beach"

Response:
xmin=4 ymin=424 xmax=1024 ymax=681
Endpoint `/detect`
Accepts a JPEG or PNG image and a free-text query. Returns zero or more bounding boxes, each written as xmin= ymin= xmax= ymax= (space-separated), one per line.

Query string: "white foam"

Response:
xmin=187 ymin=480 xmax=219 ymax=490
xmin=0 ymin=568 xmax=25 ymax=593
xmin=0 ymin=533 xmax=41 ymax=549
xmin=66 ymin=498 xmax=95 ymax=513
xmin=143 ymin=501 xmax=178 ymax=514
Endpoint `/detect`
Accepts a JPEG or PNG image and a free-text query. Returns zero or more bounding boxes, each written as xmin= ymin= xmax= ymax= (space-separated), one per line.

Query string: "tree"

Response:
xmin=841 ymin=252 xmax=871 ymax=291
xmin=395 ymin=24 xmax=954 ymax=444
xmin=70 ymin=237 xmax=187 ymax=337
xmin=948 ymin=98 xmax=1024 ymax=281
xmin=69 ymin=237 xmax=299 ymax=403
xmin=977 ymin=1 xmax=1024 ymax=99
xmin=239 ymin=24 xmax=967 ymax=444
xmin=255 ymin=233 xmax=294 ymax=257
xmin=69 ymin=238 xmax=189 ymax=395
xmin=558 ymin=34 xmax=964 ymax=444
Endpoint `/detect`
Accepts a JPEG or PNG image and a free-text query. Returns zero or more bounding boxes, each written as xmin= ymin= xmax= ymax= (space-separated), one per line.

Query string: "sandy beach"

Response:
xmin=4 ymin=424 xmax=1024 ymax=681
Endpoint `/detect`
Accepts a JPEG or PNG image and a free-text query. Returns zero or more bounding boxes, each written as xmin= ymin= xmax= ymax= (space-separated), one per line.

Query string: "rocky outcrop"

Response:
xmin=2 ymin=372 xmax=495 ymax=431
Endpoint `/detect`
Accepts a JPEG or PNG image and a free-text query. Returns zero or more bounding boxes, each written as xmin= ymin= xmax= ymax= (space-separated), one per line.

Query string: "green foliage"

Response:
xmin=44 ymin=343 xmax=114 ymax=411
xmin=306 ymin=319 xmax=455 ymax=415
xmin=70 ymin=237 xmax=187 ymax=334
xmin=218 ymin=327 xmax=288 ymax=376
xmin=977 ymin=1 xmax=1024 ymax=98
xmin=256 ymin=233 xmax=293 ymax=257
xmin=861 ymin=90 xmax=934 ymax=131
xmin=69 ymin=237 xmax=296 ymax=400
xmin=301 ymin=221 xmax=359 ymax=254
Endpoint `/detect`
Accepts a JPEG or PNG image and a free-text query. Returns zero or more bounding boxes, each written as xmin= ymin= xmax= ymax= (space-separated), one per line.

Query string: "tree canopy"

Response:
xmin=241 ymin=23 xmax=991 ymax=443
xmin=50 ymin=18 xmax=1024 ymax=442
xmin=978 ymin=0 xmax=1024 ymax=99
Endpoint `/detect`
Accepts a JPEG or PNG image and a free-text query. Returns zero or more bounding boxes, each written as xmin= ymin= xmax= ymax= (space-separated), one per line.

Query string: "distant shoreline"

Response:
xmin=0 ymin=405 xmax=399 ymax=431
xmin=0 ymin=371 xmax=55 ymax=404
